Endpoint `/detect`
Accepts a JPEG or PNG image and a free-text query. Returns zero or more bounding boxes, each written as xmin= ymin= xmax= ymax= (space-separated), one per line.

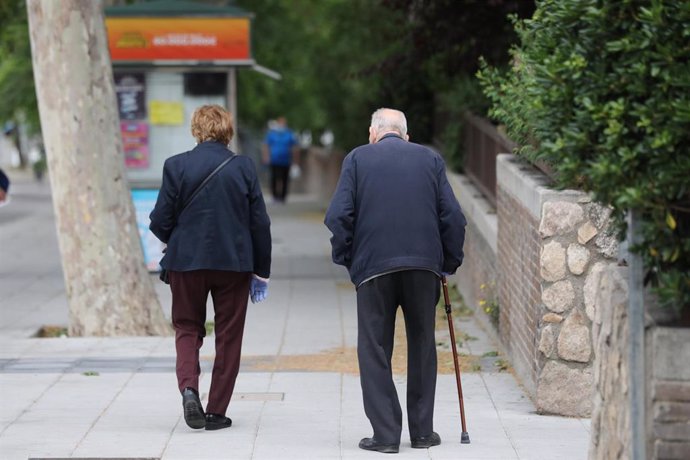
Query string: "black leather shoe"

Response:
xmin=181 ymin=387 xmax=205 ymax=429
xmin=411 ymin=431 xmax=441 ymax=448
xmin=358 ymin=437 xmax=399 ymax=454
xmin=205 ymin=413 xmax=232 ymax=431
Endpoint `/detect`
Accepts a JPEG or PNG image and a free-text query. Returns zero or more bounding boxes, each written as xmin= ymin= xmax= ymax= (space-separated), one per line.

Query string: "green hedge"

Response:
xmin=479 ymin=0 xmax=690 ymax=311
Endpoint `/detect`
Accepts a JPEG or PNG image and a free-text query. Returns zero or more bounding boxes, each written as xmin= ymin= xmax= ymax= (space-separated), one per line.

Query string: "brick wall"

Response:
xmin=650 ymin=328 xmax=690 ymax=459
xmin=497 ymin=186 xmax=542 ymax=395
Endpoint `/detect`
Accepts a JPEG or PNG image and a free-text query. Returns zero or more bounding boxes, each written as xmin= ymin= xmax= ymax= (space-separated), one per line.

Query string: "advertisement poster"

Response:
xmin=131 ymin=189 xmax=165 ymax=271
xmin=149 ymin=100 xmax=184 ymax=125
xmin=121 ymin=121 xmax=149 ymax=168
xmin=114 ymin=73 xmax=146 ymax=120
xmin=107 ymin=17 xmax=251 ymax=62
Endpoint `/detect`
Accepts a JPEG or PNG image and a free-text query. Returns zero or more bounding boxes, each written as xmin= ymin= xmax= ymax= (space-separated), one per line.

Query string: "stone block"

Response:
xmin=536 ymin=360 xmax=592 ymax=417
xmin=542 ymin=313 xmax=564 ymax=323
xmin=567 ymin=243 xmax=590 ymax=275
xmin=578 ymin=221 xmax=598 ymax=244
xmin=577 ymin=221 xmax=599 ymax=244
xmin=539 ymin=325 xmax=556 ymax=357
xmin=542 ymin=280 xmax=575 ymax=313
xmin=557 ymin=309 xmax=592 ymax=363
xmin=539 ymin=201 xmax=585 ymax=237
xmin=595 ymin=231 xmax=619 ymax=258
xmin=585 ymin=262 xmax=609 ymax=321
xmin=541 ymin=241 xmax=566 ymax=282
xmin=588 ymin=202 xmax=612 ymax=229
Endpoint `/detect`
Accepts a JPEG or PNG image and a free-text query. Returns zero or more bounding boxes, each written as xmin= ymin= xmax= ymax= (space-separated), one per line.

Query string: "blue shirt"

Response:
xmin=265 ymin=128 xmax=297 ymax=166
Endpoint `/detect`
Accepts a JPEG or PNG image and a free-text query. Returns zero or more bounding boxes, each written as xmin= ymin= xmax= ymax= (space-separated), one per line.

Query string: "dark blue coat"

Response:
xmin=149 ymin=141 xmax=271 ymax=278
xmin=325 ymin=134 xmax=466 ymax=286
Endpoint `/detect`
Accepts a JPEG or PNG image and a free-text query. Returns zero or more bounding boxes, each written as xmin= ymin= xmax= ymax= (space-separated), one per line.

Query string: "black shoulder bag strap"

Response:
xmin=178 ymin=154 xmax=237 ymax=217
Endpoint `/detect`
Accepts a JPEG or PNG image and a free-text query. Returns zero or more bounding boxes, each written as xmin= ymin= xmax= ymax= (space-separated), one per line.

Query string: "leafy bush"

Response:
xmin=479 ymin=0 xmax=690 ymax=311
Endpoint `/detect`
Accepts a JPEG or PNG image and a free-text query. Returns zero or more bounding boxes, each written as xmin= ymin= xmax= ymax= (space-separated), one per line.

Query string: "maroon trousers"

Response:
xmin=169 ymin=270 xmax=251 ymax=416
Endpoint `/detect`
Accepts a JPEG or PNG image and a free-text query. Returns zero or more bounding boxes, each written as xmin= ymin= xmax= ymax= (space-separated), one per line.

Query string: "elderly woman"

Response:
xmin=150 ymin=104 xmax=271 ymax=431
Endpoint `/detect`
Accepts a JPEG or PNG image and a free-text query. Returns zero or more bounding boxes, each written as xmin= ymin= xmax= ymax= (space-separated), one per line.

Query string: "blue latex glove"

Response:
xmin=250 ymin=275 xmax=269 ymax=304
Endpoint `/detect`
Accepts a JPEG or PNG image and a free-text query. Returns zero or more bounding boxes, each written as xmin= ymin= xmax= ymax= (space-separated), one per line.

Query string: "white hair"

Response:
xmin=370 ymin=108 xmax=407 ymax=137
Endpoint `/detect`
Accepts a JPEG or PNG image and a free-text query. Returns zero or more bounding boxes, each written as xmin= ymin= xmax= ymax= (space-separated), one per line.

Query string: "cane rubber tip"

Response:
xmin=461 ymin=432 xmax=470 ymax=444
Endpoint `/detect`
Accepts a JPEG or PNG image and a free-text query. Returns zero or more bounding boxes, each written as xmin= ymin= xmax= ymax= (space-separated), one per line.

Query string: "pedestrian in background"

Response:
xmin=325 ymin=108 xmax=467 ymax=453
xmin=262 ymin=116 xmax=299 ymax=203
xmin=149 ymin=105 xmax=272 ymax=431
xmin=0 ymin=167 xmax=9 ymax=204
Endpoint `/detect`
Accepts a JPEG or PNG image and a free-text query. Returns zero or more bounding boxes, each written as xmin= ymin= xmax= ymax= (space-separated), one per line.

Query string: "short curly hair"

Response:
xmin=191 ymin=104 xmax=234 ymax=145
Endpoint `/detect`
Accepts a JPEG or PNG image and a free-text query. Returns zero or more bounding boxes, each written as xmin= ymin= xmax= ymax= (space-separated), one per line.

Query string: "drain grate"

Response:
xmin=233 ymin=392 xmax=284 ymax=401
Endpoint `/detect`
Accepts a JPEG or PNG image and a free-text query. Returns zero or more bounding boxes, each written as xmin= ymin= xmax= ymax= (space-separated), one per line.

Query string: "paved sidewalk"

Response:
xmin=0 ymin=172 xmax=590 ymax=459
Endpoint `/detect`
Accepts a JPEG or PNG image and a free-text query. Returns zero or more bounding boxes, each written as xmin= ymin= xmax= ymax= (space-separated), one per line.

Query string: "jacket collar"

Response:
xmin=193 ymin=140 xmax=232 ymax=153
xmin=378 ymin=133 xmax=402 ymax=141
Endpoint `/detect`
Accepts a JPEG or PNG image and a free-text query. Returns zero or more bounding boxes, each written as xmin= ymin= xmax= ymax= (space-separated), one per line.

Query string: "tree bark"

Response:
xmin=26 ymin=0 xmax=171 ymax=336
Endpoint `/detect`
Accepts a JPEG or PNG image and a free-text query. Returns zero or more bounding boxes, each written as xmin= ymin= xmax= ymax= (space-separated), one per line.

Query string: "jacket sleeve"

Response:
xmin=149 ymin=158 xmax=179 ymax=244
xmin=247 ymin=160 xmax=272 ymax=278
xmin=437 ymin=157 xmax=467 ymax=274
xmin=324 ymin=153 xmax=356 ymax=268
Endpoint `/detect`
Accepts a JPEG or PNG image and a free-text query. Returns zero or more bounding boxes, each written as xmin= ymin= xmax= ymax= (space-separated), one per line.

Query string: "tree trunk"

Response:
xmin=26 ymin=0 xmax=171 ymax=336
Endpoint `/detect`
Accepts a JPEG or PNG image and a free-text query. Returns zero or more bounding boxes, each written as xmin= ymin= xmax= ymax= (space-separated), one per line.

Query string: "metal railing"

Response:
xmin=462 ymin=112 xmax=517 ymax=207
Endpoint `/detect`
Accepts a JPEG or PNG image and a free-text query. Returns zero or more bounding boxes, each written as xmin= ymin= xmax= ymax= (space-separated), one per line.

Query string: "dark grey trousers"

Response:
xmin=356 ymin=269 xmax=440 ymax=444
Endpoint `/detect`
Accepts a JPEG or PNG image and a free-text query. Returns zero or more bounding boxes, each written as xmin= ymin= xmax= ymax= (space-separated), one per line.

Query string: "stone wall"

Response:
xmin=590 ymin=266 xmax=630 ymax=459
xmin=589 ymin=266 xmax=690 ymax=460
xmin=496 ymin=154 xmax=618 ymax=416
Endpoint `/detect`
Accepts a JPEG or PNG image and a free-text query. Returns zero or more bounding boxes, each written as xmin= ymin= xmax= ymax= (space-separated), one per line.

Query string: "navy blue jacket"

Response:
xmin=325 ymin=134 xmax=466 ymax=286
xmin=149 ymin=141 xmax=271 ymax=278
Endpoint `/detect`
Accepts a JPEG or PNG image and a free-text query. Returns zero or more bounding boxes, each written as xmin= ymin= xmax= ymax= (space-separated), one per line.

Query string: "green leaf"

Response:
xmin=666 ymin=213 xmax=677 ymax=230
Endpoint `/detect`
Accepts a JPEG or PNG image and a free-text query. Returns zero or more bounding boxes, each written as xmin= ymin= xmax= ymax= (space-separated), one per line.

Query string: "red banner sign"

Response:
xmin=106 ymin=17 xmax=251 ymax=62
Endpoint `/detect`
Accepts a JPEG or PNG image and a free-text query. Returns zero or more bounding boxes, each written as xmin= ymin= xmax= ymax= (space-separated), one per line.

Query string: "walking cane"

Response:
xmin=441 ymin=275 xmax=470 ymax=444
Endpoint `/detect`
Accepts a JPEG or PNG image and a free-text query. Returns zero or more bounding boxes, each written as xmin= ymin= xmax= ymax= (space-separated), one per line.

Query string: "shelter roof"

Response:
xmin=105 ymin=0 xmax=253 ymax=17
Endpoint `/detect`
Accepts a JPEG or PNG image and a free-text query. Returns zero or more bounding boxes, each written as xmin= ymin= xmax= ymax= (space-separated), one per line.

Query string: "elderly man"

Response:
xmin=325 ymin=108 xmax=467 ymax=454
